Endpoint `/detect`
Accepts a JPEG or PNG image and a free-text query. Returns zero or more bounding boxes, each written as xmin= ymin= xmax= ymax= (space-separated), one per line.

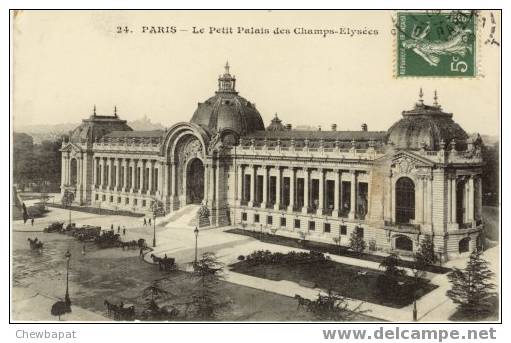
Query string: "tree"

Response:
xmin=416 ymin=235 xmax=437 ymax=266
xmin=187 ymin=252 xmax=231 ymax=320
xmin=51 ymin=300 xmax=70 ymax=321
xmin=61 ymin=190 xmax=75 ymax=226
xmin=141 ymin=278 xmax=172 ymax=317
xmin=378 ymin=253 xmax=406 ymax=299
xmin=349 ymin=229 xmax=366 ymax=254
xmin=446 ymin=249 xmax=496 ymax=317
xmin=298 ymin=275 xmax=366 ymax=321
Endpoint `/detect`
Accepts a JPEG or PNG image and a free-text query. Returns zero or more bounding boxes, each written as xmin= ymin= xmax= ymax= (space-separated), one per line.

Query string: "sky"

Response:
xmin=12 ymin=10 xmax=501 ymax=136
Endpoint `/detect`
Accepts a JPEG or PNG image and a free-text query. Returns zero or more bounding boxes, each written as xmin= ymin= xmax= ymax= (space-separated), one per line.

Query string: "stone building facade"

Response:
xmin=60 ymin=64 xmax=484 ymax=260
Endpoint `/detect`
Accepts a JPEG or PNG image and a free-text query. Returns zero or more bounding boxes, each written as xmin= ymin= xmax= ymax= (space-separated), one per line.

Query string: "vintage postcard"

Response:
xmin=10 ymin=10 xmax=501 ymax=323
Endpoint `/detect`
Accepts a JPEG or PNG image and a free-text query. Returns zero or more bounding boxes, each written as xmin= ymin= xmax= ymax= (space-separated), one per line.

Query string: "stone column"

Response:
xmin=389 ymin=172 xmax=395 ymax=223
xmin=114 ymin=159 xmax=120 ymax=191
xmin=237 ymin=164 xmax=243 ymax=203
xmin=98 ymin=158 xmax=103 ymax=190
xmin=332 ymin=170 xmax=340 ymax=217
xmin=92 ymin=158 xmax=97 ymax=188
xmin=106 ymin=158 xmax=112 ymax=190
xmin=248 ymin=165 xmax=255 ymax=207
xmin=203 ymin=162 xmax=210 ymax=205
xmin=261 ymin=166 xmax=268 ymax=209
xmin=170 ymin=162 xmax=177 ymax=196
xmin=468 ymin=175 xmax=475 ymax=224
xmin=147 ymin=160 xmax=153 ymax=196
xmin=302 ymin=167 xmax=309 ymax=214
xmin=138 ymin=160 xmax=144 ymax=194
xmin=317 ymin=169 xmax=324 ymax=215
xmin=129 ymin=159 xmax=137 ymax=193
xmin=426 ymin=176 xmax=433 ymax=225
xmin=349 ymin=171 xmax=357 ymax=220
xmin=122 ymin=159 xmax=128 ymax=192
xmin=451 ymin=176 xmax=457 ymax=224
xmin=274 ymin=166 xmax=281 ymax=210
xmin=416 ymin=176 xmax=424 ymax=223
xmin=288 ymin=167 xmax=295 ymax=212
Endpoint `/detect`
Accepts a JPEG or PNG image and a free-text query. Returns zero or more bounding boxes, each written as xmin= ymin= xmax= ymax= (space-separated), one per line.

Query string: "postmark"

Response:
xmin=396 ymin=11 xmax=477 ymax=77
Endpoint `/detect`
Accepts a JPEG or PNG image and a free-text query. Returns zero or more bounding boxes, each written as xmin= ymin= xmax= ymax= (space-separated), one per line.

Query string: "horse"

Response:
xmin=27 ymin=238 xmax=43 ymax=250
xmin=294 ymin=294 xmax=312 ymax=310
xmin=150 ymin=254 xmax=176 ymax=271
xmin=104 ymin=300 xmax=118 ymax=316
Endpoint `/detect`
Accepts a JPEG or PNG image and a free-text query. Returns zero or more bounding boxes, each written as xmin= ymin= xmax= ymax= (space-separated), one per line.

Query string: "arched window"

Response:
xmin=186 ymin=158 xmax=204 ymax=204
xmin=459 ymin=237 xmax=471 ymax=253
xmin=70 ymin=158 xmax=78 ymax=186
xmin=395 ymin=235 xmax=413 ymax=251
xmin=395 ymin=177 xmax=415 ymax=224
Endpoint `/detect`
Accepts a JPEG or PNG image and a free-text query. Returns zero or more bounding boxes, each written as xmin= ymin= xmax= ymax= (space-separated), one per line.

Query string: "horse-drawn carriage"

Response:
xmin=27 ymin=237 xmax=43 ymax=250
xmin=150 ymin=254 xmax=177 ymax=271
xmin=72 ymin=225 xmax=101 ymax=241
xmin=103 ymin=300 xmax=136 ymax=321
xmin=44 ymin=221 xmax=64 ymax=233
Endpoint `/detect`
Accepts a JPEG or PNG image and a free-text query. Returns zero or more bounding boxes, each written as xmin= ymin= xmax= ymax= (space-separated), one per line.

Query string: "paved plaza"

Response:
xmin=12 ymin=199 xmax=499 ymax=322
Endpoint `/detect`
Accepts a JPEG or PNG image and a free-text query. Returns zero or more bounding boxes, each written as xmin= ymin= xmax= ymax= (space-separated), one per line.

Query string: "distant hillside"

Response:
xmin=128 ymin=115 xmax=166 ymax=131
xmin=14 ymin=116 xmax=166 ymax=143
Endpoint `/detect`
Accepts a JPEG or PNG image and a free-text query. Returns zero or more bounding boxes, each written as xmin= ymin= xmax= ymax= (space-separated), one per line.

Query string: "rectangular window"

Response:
xmin=267 ymin=216 xmax=273 ymax=225
xmin=294 ymin=219 xmax=301 ymax=229
xmin=340 ymin=225 xmax=347 ymax=235
xmin=110 ymin=195 xmax=113 ymax=202
xmin=254 ymin=214 xmax=260 ymax=223
xmin=309 ymin=221 xmax=315 ymax=231
xmin=125 ymin=198 xmax=129 ymax=204
xmin=324 ymin=223 xmax=331 ymax=233
xmin=117 ymin=197 xmax=121 ymax=203
xmin=242 ymin=212 xmax=247 ymax=221
xmin=95 ymin=194 xmax=99 ymax=201
xmin=280 ymin=217 xmax=286 ymax=227
xmin=142 ymin=200 xmax=146 ymax=207
xmin=102 ymin=194 xmax=106 ymax=201
xmin=134 ymin=199 xmax=138 ymax=206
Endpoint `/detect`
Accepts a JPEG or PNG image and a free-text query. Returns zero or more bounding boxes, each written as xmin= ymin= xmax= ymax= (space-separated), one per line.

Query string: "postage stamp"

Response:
xmin=396 ymin=11 xmax=477 ymax=77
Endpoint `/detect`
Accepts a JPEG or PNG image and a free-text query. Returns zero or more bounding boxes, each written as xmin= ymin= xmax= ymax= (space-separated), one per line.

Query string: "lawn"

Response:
xmin=226 ymin=228 xmax=450 ymax=274
xmin=230 ymin=257 xmax=437 ymax=309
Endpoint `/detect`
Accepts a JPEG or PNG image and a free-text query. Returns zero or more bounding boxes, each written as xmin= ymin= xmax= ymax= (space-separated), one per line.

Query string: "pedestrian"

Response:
xmin=143 ymin=218 xmax=147 ymax=226
xmin=111 ymin=224 xmax=114 ymax=230
xmin=123 ymin=228 xmax=126 ymax=236
xmin=31 ymin=217 xmax=34 ymax=226
xmin=82 ymin=244 xmax=86 ymax=255
xmin=149 ymin=218 xmax=152 ymax=226
xmin=139 ymin=247 xmax=144 ymax=257
xmin=117 ymin=226 xmax=120 ymax=234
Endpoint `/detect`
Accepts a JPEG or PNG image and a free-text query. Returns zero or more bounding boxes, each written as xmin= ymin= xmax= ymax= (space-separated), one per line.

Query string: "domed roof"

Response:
xmin=69 ymin=106 xmax=133 ymax=143
xmin=190 ymin=63 xmax=264 ymax=135
xmin=267 ymin=113 xmax=287 ymax=131
xmin=386 ymin=90 xmax=468 ymax=150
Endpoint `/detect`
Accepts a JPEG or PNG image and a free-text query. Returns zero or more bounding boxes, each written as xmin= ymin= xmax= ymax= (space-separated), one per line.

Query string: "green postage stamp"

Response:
xmin=397 ymin=11 xmax=477 ymax=77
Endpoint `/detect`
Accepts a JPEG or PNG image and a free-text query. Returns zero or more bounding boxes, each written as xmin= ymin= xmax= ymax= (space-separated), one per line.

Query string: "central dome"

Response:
xmin=190 ymin=63 xmax=265 ymax=135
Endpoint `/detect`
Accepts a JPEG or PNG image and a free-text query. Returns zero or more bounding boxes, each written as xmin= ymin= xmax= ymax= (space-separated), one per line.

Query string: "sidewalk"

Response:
xmin=12 ymin=286 xmax=108 ymax=322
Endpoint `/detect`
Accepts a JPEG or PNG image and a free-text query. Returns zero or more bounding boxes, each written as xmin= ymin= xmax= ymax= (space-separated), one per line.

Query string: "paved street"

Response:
xmin=12 ymin=201 xmax=499 ymax=322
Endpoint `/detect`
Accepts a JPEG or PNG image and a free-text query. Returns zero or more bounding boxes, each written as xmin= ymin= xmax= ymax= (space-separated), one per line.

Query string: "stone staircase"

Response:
xmin=164 ymin=204 xmax=200 ymax=229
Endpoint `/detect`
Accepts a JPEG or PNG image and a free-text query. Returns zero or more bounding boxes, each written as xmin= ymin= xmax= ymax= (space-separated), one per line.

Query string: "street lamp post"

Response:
xmin=153 ymin=212 xmax=157 ymax=248
xmin=194 ymin=226 xmax=199 ymax=265
xmin=64 ymin=250 xmax=71 ymax=308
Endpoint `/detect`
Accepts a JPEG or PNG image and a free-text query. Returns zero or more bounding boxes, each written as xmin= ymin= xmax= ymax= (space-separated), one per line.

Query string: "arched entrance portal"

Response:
xmin=186 ymin=158 xmax=204 ymax=204
xmin=395 ymin=177 xmax=415 ymax=224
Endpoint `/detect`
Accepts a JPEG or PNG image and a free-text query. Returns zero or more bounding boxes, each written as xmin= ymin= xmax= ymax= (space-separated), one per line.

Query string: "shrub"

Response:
xmin=237 ymin=255 xmax=245 ymax=261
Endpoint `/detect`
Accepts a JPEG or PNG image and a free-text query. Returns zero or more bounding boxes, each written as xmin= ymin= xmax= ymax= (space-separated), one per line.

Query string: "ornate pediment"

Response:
xmin=60 ymin=142 xmax=83 ymax=154
xmin=391 ymin=150 xmax=434 ymax=175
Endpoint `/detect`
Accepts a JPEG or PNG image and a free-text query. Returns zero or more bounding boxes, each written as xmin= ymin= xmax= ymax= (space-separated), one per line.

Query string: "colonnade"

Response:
xmin=93 ymin=156 xmax=161 ymax=196
xmin=236 ymin=164 xmax=368 ymax=220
